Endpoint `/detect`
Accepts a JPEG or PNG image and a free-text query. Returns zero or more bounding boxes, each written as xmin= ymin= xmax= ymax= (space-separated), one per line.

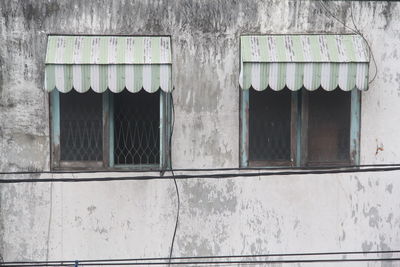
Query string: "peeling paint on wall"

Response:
xmin=1 ymin=0 xmax=400 ymax=265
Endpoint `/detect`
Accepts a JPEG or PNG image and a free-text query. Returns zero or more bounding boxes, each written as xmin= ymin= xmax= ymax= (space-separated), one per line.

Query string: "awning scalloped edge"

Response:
xmin=239 ymin=62 xmax=369 ymax=91
xmin=45 ymin=64 xmax=172 ymax=93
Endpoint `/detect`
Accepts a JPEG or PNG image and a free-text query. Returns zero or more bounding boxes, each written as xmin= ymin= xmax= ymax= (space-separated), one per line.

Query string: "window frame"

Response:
xmin=50 ymin=90 xmax=171 ymax=171
xmin=240 ymin=88 xmax=361 ymax=168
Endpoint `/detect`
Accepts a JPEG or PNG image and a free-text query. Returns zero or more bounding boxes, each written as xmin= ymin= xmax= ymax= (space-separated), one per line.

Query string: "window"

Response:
xmin=113 ymin=90 xmax=161 ymax=166
xmin=46 ymin=35 xmax=172 ymax=170
xmin=248 ymin=89 xmax=293 ymax=166
xmin=59 ymin=90 xmax=103 ymax=163
xmin=304 ymin=89 xmax=352 ymax=166
xmin=239 ymin=34 xmax=368 ymax=167
xmin=51 ymin=89 xmax=170 ymax=170
xmin=242 ymin=87 xmax=359 ymax=167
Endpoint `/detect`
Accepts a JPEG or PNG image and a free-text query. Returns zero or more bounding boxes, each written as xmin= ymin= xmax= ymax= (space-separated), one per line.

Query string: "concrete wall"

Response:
xmin=1 ymin=0 xmax=400 ymax=266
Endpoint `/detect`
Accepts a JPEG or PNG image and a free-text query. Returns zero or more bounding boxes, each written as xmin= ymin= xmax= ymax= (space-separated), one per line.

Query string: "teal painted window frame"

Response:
xmin=50 ymin=90 xmax=171 ymax=170
xmin=240 ymin=88 xmax=361 ymax=168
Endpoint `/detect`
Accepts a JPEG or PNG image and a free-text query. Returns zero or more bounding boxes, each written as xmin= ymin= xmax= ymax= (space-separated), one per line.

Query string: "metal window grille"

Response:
xmin=114 ymin=90 xmax=160 ymax=165
xmin=59 ymin=90 xmax=103 ymax=161
xmin=249 ymin=88 xmax=292 ymax=162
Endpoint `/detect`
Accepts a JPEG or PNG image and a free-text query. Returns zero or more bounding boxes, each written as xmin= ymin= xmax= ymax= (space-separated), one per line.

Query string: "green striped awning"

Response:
xmin=239 ymin=34 xmax=370 ymax=91
xmin=45 ymin=35 xmax=172 ymax=93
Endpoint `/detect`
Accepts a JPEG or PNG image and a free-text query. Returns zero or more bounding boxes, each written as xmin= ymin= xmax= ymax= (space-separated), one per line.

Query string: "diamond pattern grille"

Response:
xmin=249 ymin=88 xmax=291 ymax=162
xmin=114 ymin=90 xmax=160 ymax=165
xmin=60 ymin=90 xmax=103 ymax=161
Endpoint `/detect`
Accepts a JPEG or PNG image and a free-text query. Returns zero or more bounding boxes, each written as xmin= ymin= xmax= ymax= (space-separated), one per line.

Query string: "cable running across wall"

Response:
xmin=318 ymin=0 xmax=378 ymax=84
xmin=4 ymin=249 xmax=400 ymax=265
xmin=167 ymin=92 xmax=180 ymax=267
xmin=3 ymin=163 xmax=400 ymax=176
xmin=2 ymin=252 xmax=400 ymax=266
xmin=2 ymin=165 xmax=400 ymax=183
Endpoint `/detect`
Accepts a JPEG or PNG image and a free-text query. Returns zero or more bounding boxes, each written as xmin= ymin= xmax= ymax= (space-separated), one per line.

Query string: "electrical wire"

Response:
xmin=318 ymin=0 xmax=378 ymax=84
xmin=349 ymin=1 xmax=378 ymax=84
xmin=1 ymin=165 xmax=400 ymax=183
xmin=318 ymin=0 xmax=355 ymax=33
xmin=4 ymin=163 xmax=400 ymax=176
xmin=2 ymin=256 xmax=400 ymax=266
xmin=55 ymin=257 xmax=400 ymax=265
xmin=4 ymin=249 xmax=400 ymax=265
xmin=167 ymin=92 xmax=180 ymax=267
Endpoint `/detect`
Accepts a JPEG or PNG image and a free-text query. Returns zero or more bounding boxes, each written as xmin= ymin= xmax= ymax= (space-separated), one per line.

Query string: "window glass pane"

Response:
xmin=307 ymin=89 xmax=351 ymax=164
xmin=249 ymin=88 xmax=292 ymax=163
xmin=60 ymin=90 xmax=103 ymax=161
xmin=114 ymin=90 xmax=160 ymax=165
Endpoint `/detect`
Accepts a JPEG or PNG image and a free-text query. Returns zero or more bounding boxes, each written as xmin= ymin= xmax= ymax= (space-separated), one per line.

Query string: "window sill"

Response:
xmin=248 ymin=160 xmax=294 ymax=168
xmin=53 ymin=162 xmax=163 ymax=172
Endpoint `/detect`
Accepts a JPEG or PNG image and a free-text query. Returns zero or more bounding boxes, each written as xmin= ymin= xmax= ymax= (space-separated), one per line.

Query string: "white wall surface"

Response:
xmin=0 ymin=1 xmax=400 ymax=266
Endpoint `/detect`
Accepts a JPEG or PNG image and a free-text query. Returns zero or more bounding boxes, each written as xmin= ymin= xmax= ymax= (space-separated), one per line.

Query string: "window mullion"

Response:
xmin=108 ymin=92 xmax=115 ymax=168
xmin=165 ymin=92 xmax=173 ymax=170
xmin=160 ymin=92 xmax=165 ymax=170
xmin=240 ymin=90 xmax=249 ymax=167
xmin=103 ymin=91 xmax=111 ymax=168
xmin=50 ymin=90 xmax=61 ymax=169
xmin=300 ymin=89 xmax=309 ymax=167
xmin=291 ymin=91 xmax=299 ymax=167
xmin=350 ymin=89 xmax=361 ymax=165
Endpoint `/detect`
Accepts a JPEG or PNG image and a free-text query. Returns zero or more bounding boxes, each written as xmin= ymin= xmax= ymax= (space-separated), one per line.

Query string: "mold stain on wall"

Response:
xmin=0 ymin=0 xmax=400 ymax=264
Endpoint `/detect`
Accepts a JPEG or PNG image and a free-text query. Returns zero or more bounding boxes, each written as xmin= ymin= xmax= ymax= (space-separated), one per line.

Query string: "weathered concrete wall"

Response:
xmin=1 ymin=0 xmax=400 ymax=266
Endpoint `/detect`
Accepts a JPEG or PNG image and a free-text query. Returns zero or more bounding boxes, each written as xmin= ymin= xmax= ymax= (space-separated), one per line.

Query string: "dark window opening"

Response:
xmin=249 ymin=88 xmax=292 ymax=164
xmin=244 ymin=87 xmax=355 ymax=168
xmin=60 ymin=90 xmax=103 ymax=161
xmin=307 ymin=89 xmax=351 ymax=164
xmin=114 ymin=90 xmax=160 ymax=165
